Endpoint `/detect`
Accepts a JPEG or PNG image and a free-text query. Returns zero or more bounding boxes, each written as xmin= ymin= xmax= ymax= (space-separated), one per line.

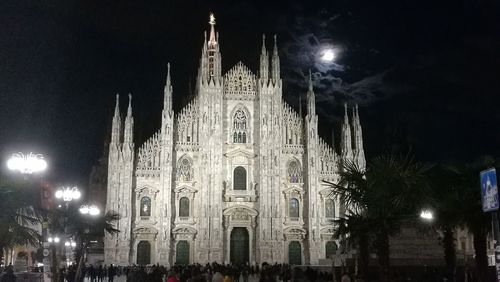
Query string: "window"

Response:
xmin=325 ymin=199 xmax=335 ymax=218
xmin=233 ymin=109 xmax=248 ymax=143
xmin=233 ymin=166 xmax=247 ymax=190
xmin=176 ymin=157 xmax=193 ymax=181
xmin=287 ymin=160 xmax=302 ymax=183
xmin=140 ymin=197 xmax=151 ymax=217
xmin=325 ymin=241 xmax=337 ymax=259
xmin=179 ymin=197 xmax=190 ymax=217
xmin=289 ymin=198 xmax=299 ymax=218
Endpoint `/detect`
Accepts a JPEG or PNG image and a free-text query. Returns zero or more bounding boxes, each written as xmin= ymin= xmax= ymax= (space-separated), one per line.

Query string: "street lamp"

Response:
xmin=74 ymin=204 xmax=101 ymax=281
xmin=420 ymin=209 xmax=434 ymax=221
xmin=79 ymin=205 xmax=100 ymax=216
xmin=55 ymin=186 xmax=81 ymax=202
xmin=64 ymin=239 xmax=76 ymax=248
xmin=46 ymin=236 xmax=61 ymax=281
xmin=7 ymin=152 xmax=48 ymax=174
xmin=47 ymin=236 xmax=60 ymax=244
xmin=64 ymin=240 xmax=77 ymax=265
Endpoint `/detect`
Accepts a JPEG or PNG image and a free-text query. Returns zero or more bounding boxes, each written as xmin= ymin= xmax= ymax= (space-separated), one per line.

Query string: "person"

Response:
xmin=108 ymin=264 xmax=116 ymax=282
xmin=66 ymin=265 xmax=76 ymax=282
xmin=242 ymin=268 xmax=249 ymax=282
xmin=341 ymin=273 xmax=351 ymax=282
xmin=212 ymin=271 xmax=224 ymax=282
xmin=97 ymin=265 xmax=104 ymax=282
xmin=0 ymin=265 xmax=16 ymax=282
xmin=166 ymin=271 xmax=178 ymax=282
xmin=223 ymin=272 xmax=233 ymax=282
xmin=88 ymin=264 xmax=97 ymax=282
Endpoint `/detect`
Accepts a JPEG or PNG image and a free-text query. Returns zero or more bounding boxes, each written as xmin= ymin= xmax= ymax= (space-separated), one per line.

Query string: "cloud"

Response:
xmin=276 ymin=10 xmax=402 ymax=117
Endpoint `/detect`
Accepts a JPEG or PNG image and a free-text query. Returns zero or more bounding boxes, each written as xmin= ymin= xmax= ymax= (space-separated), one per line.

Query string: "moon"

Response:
xmin=321 ymin=49 xmax=336 ymax=62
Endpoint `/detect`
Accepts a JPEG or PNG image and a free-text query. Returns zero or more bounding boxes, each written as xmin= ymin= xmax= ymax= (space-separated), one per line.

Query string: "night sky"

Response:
xmin=0 ymin=0 xmax=499 ymax=186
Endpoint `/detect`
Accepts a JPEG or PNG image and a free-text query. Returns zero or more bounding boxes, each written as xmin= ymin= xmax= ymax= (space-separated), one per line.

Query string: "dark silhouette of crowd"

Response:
xmin=0 ymin=262 xmax=351 ymax=282
xmin=75 ymin=262 xmax=337 ymax=282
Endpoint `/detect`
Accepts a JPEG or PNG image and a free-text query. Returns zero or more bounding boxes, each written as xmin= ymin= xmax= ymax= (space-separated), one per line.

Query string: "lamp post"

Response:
xmin=74 ymin=205 xmax=101 ymax=282
xmin=5 ymin=152 xmax=49 ymax=275
xmin=46 ymin=236 xmax=60 ymax=282
xmin=64 ymin=240 xmax=77 ymax=266
xmin=52 ymin=186 xmax=80 ymax=282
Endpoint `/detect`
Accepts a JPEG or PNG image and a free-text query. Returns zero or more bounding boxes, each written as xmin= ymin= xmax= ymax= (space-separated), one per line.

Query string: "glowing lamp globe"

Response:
xmin=420 ymin=210 xmax=434 ymax=221
xmin=7 ymin=152 xmax=47 ymax=174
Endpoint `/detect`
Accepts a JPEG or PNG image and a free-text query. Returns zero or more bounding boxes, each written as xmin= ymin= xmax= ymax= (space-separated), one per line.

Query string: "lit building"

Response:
xmin=104 ymin=13 xmax=365 ymax=266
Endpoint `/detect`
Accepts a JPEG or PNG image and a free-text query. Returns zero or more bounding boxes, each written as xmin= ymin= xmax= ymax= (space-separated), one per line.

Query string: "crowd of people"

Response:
xmin=0 ymin=262 xmax=353 ymax=282
xmin=79 ymin=262 xmax=342 ymax=282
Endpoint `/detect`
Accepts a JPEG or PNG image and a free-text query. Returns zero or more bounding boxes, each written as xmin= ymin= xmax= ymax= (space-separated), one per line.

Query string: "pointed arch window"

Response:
xmin=233 ymin=108 xmax=248 ymax=143
xmin=233 ymin=166 xmax=247 ymax=190
xmin=289 ymin=198 xmax=299 ymax=218
xmin=325 ymin=198 xmax=335 ymax=218
xmin=287 ymin=160 xmax=302 ymax=183
xmin=140 ymin=197 xmax=151 ymax=217
xmin=179 ymin=197 xmax=190 ymax=217
xmin=176 ymin=157 xmax=193 ymax=182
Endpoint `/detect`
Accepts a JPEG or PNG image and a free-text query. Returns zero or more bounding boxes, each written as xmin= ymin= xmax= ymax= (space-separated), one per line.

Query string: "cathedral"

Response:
xmin=104 ymin=14 xmax=366 ymax=266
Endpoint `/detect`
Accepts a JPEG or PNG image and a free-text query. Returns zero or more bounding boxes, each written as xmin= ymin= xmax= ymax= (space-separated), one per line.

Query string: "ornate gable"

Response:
xmin=224 ymin=62 xmax=257 ymax=99
xmin=136 ymin=131 xmax=161 ymax=177
xmin=282 ymin=102 xmax=304 ymax=146
xmin=175 ymin=98 xmax=199 ymax=145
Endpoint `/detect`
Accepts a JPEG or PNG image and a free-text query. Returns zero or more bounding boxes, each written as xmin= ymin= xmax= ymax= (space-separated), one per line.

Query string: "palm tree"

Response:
xmin=448 ymin=157 xmax=496 ymax=282
xmin=0 ymin=178 xmax=43 ymax=263
xmin=428 ymin=165 xmax=464 ymax=282
xmin=333 ymin=214 xmax=375 ymax=279
xmin=325 ymin=153 xmax=432 ymax=282
xmin=46 ymin=205 xmax=119 ymax=282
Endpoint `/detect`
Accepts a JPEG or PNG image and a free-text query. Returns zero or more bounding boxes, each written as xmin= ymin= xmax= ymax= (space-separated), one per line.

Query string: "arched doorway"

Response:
xmin=176 ymin=241 xmax=190 ymax=265
xmin=230 ymin=227 xmax=249 ymax=265
xmin=288 ymin=241 xmax=302 ymax=265
xmin=325 ymin=241 xmax=338 ymax=259
xmin=137 ymin=241 xmax=151 ymax=265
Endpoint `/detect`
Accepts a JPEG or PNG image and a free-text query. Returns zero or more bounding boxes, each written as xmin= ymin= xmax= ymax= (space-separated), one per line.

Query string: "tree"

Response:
xmin=448 ymin=157 xmax=496 ymax=281
xmin=325 ymin=153 xmax=431 ymax=282
xmin=333 ymin=214 xmax=375 ymax=279
xmin=428 ymin=165 xmax=464 ymax=282
xmin=0 ymin=178 xmax=42 ymax=260
xmin=52 ymin=208 xmax=120 ymax=282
